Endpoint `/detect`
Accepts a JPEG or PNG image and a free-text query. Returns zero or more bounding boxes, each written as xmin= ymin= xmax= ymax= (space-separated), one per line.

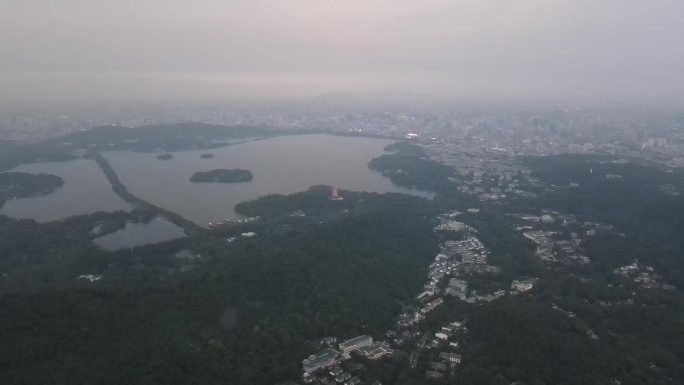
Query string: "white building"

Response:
xmin=511 ymin=279 xmax=535 ymax=294
xmin=435 ymin=332 xmax=449 ymax=341
xmin=339 ymin=335 xmax=373 ymax=354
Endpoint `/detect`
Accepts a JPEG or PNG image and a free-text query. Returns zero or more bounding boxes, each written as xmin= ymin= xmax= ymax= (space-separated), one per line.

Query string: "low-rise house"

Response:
xmin=420 ymin=297 xmax=444 ymax=314
xmin=511 ymin=279 xmax=536 ymax=294
xmin=335 ymin=372 xmax=351 ymax=383
xmin=302 ymin=372 xmax=315 ymax=383
xmin=329 ymin=366 xmax=343 ymax=377
xmin=78 ymin=274 xmax=102 ymax=282
xmin=439 ymin=352 xmax=462 ymax=364
xmin=357 ymin=341 xmax=393 ymax=360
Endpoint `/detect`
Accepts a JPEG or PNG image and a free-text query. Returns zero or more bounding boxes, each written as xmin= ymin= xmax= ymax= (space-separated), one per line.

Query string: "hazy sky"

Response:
xmin=1 ymin=0 xmax=683 ymax=105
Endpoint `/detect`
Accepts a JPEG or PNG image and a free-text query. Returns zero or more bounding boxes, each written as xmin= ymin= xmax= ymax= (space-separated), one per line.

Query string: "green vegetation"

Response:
xmin=367 ymin=148 xmax=684 ymax=384
xmin=0 ymin=133 xmax=683 ymax=385
xmin=0 ymin=187 xmax=438 ymax=385
xmin=520 ymin=154 xmax=684 ymax=287
xmin=0 ymin=172 xmax=63 ymax=202
xmin=87 ymin=208 xmax=158 ymax=238
xmin=0 ymin=209 xmax=177 ymax=288
xmin=191 ymin=169 xmax=253 ymax=183
xmin=423 ymin=280 xmax=684 ymax=385
xmin=0 ymin=141 xmax=75 ymax=171
xmin=368 ymin=142 xmax=454 ymax=191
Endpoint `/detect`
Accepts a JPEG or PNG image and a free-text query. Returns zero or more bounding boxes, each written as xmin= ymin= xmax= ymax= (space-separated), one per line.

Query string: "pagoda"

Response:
xmin=330 ymin=185 xmax=343 ymax=201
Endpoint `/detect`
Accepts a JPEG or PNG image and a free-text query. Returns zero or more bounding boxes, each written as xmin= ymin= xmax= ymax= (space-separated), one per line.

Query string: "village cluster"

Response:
xmin=425 ymin=212 xmax=535 ymax=303
xmin=515 ymin=211 xmax=599 ymax=265
xmin=613 ymin=260 xmax=675 ymax=290
xmin=396 ymin=211 xmax=536 ymax=380
xmin=298 ymin=210 xmax=540 ymax=383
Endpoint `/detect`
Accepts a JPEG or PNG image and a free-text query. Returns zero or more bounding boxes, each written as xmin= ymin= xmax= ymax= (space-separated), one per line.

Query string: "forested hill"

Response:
xmin=0 ymin=187 xmax=439 ymax=385
xmin=368 ymin=141 xmax=454 ymax=191
xmin=520 ymin=154 xmax=684 ymax=288
xmin=1 ymin=136 xmax=684 ymax=385
xmin=0 ymin=141 xmax=75 ymax=171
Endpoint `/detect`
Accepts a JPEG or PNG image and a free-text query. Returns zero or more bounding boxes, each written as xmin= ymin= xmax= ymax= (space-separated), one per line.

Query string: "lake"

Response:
xmin=0 ymin=158 xmax=132 ymax=222
xmin=0 ymin=135 xmax=432 ymax=228
xmin=105 ymin=134 xmax=432 ymax=226
xmin=93 ymin=217 xmax=186 ymax=251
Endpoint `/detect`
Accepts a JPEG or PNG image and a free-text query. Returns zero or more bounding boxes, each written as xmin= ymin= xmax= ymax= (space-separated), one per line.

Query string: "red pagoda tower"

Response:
xmin=330 ymin=185 xmax=343 ymax=201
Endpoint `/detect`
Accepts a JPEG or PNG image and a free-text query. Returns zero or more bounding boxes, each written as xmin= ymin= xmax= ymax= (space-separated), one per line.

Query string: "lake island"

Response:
xmin=190 ymin=169 xmax=253 ymax=183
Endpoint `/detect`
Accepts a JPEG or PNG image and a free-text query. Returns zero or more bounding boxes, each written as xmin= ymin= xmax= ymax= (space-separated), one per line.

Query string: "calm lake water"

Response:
xmin=105 ymin=134 xmax=432 ymax=226
xmin=93 ymin=217 xmax=186 ymax=251
xmin=0 ymin=135 xmax=431 ymax=230
xmin=0 ymin=158 xmax=132 ymax=222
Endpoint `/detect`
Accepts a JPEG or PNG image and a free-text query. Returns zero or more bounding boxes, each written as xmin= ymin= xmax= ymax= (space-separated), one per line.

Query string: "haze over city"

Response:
xmin=2 ymin=0 xmax=683 ymax=106
xmin=2 ymin=2 xmax=684 ymax=385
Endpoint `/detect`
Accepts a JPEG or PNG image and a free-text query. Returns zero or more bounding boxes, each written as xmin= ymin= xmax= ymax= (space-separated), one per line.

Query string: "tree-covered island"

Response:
xmin=0 ymin=172 xmax=64 ymax=200
xmin=190 ymin=169 xmax=253 ymax=183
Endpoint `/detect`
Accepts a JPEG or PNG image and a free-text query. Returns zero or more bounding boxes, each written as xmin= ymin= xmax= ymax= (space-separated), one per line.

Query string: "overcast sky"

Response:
xmin=1 ymin=0 xmax=683 ymax=105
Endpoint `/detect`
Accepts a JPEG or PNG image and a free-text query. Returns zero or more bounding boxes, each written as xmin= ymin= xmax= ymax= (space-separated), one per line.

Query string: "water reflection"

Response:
xmin=93 ymin=217 xmax=186 ymax=251
xmin=0 ymin=158 xmax=132 ymax=222
xmin=106 ymin=134 xmax=432 ymax=226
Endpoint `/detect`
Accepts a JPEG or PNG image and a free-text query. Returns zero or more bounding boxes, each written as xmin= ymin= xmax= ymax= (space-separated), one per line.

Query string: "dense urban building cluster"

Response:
xmin=4 ymin=103 xmax=684 ymax=169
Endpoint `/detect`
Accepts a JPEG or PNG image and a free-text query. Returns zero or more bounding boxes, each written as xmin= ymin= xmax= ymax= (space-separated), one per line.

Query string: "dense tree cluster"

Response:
xmin=0 ymin=187 xmax=440 ymax=385
xmin=520 ymin=154 xmax=684 ymax=287
xmin=0 ymin=172 xmax=64 ymax=207
xmin=0 ymin=141 xmax=75 ymax=171
xmin=0 ymin=134 xmax=683 ymax=384
xmin=368 ymin=142 xmax=454 ymax=191
xmin=191 ymin=169 xmax=253 ymax=183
